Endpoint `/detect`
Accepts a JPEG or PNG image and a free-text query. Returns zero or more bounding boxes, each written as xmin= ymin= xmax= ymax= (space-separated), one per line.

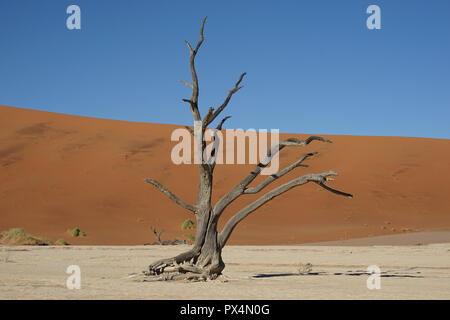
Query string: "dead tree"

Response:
xmin=144 ymin=17 xmax=352 ymax=281
xmin=150 ymin=226 xmax=164 ymax=245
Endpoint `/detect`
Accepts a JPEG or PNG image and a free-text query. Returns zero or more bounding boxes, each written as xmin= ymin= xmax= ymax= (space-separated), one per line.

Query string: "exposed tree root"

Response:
xmin=144 ymin=250 xmax=223 ymax=282
xmin=146 ymin=249 xmax=201 ymax=275
xmin=143 ymin=262 xmax=216 ymax=282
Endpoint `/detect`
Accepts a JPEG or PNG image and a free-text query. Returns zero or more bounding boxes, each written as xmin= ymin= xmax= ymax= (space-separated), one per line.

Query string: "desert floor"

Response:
xmin=1 ymin=240 xmax=449 ymax=299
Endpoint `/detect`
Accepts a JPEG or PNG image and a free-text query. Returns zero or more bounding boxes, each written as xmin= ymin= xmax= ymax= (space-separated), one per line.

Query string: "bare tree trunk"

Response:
xmin=143 ymin=17 xmax=352 ymax=281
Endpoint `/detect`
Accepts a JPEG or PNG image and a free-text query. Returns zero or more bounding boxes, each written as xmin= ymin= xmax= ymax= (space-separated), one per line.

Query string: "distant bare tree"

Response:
xmin=149 ymin=226 xmax=164 ymax=245
xmin=144 ymin=17 xmax=352 ymax=281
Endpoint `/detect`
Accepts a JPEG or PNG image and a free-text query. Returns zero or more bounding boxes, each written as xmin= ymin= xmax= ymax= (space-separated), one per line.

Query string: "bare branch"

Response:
xmin=183 ymin=17 xmax=207 ymax=122
xmin=180 ymin=81 xmax=193 ymax=88
xmin=202 ymin=107 xmax=215 ymax=127
xmin=219 ymin=171 xmax=352 ymax=247
xmin=203 ymin=116 xmax=231 ymax=170
xmin=315 ymin=181 xmax=353 ymax=198
xmin=212 ymin=136 xmax=331 ymax=217
xmin=244 ymin=152 xmax=317 ymax=194
xmin=206 ymin=72 xmax=247 ymax=127
xmin=257 ymin=136 xmax=331 ymax=170
xmin=185 ymin=40 xmax=194 ymax=53
xmin=195 ymin=17 xmax=207 ymax=53
xmin=207 ymin=129 xmax=221 ymax=170
xmin=216 ymin=116 xmax=231 ymax=130
xmin=145 ymin=178 xmax=195 ymax=213
xmin=184 ymin=126 xmax=195 ymax=137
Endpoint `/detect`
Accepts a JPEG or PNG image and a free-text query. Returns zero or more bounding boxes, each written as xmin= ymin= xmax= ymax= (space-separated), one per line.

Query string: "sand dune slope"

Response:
xmin=0 ymin=105 xmax=449 ymax=245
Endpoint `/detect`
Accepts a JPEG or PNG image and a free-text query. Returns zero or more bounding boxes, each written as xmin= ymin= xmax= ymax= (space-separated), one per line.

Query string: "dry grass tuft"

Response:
xmin=297 ymin=262 xmax=313 ymax=274
xmin=0 ymin=228 xmax=53 ymax=245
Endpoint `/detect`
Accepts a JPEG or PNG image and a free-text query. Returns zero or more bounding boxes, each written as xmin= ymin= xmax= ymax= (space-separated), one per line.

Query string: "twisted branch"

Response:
xmin=216 ymin=116 xmax=231 ymax=130
xmin=184 ymin=125 xmax=195 ymax=136
xmin=182 ymin=17 xmax=207 ymax=122
xmin=145 ymin=178 xmax=195 ymax=213
xmin=244 ymin=152 xmax=317 ymax=194
xmin=219 ymin=171 xmax=352 ymax=247
xmin=212 ymin=136 xmax=332 ymax=217
xmin=205 ymin=73 xmax=246 ymax=127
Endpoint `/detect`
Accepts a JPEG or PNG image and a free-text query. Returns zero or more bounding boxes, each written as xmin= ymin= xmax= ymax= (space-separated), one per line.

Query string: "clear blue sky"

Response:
xmin=1 ymin=0 xmax=449 ymax=139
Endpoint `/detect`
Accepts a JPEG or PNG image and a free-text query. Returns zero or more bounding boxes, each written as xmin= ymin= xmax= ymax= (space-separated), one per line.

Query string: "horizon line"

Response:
xmin=2 ymin=104 xmax=449 ymax=141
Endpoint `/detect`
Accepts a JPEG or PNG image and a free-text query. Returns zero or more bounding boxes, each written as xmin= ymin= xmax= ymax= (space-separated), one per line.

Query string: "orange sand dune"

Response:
xmin=0 ymin=105 xmax=449 ymax=245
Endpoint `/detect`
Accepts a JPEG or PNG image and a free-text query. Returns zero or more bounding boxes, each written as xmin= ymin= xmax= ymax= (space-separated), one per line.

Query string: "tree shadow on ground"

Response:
xmin=252 ymin=271 xmax=423 ymax=279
